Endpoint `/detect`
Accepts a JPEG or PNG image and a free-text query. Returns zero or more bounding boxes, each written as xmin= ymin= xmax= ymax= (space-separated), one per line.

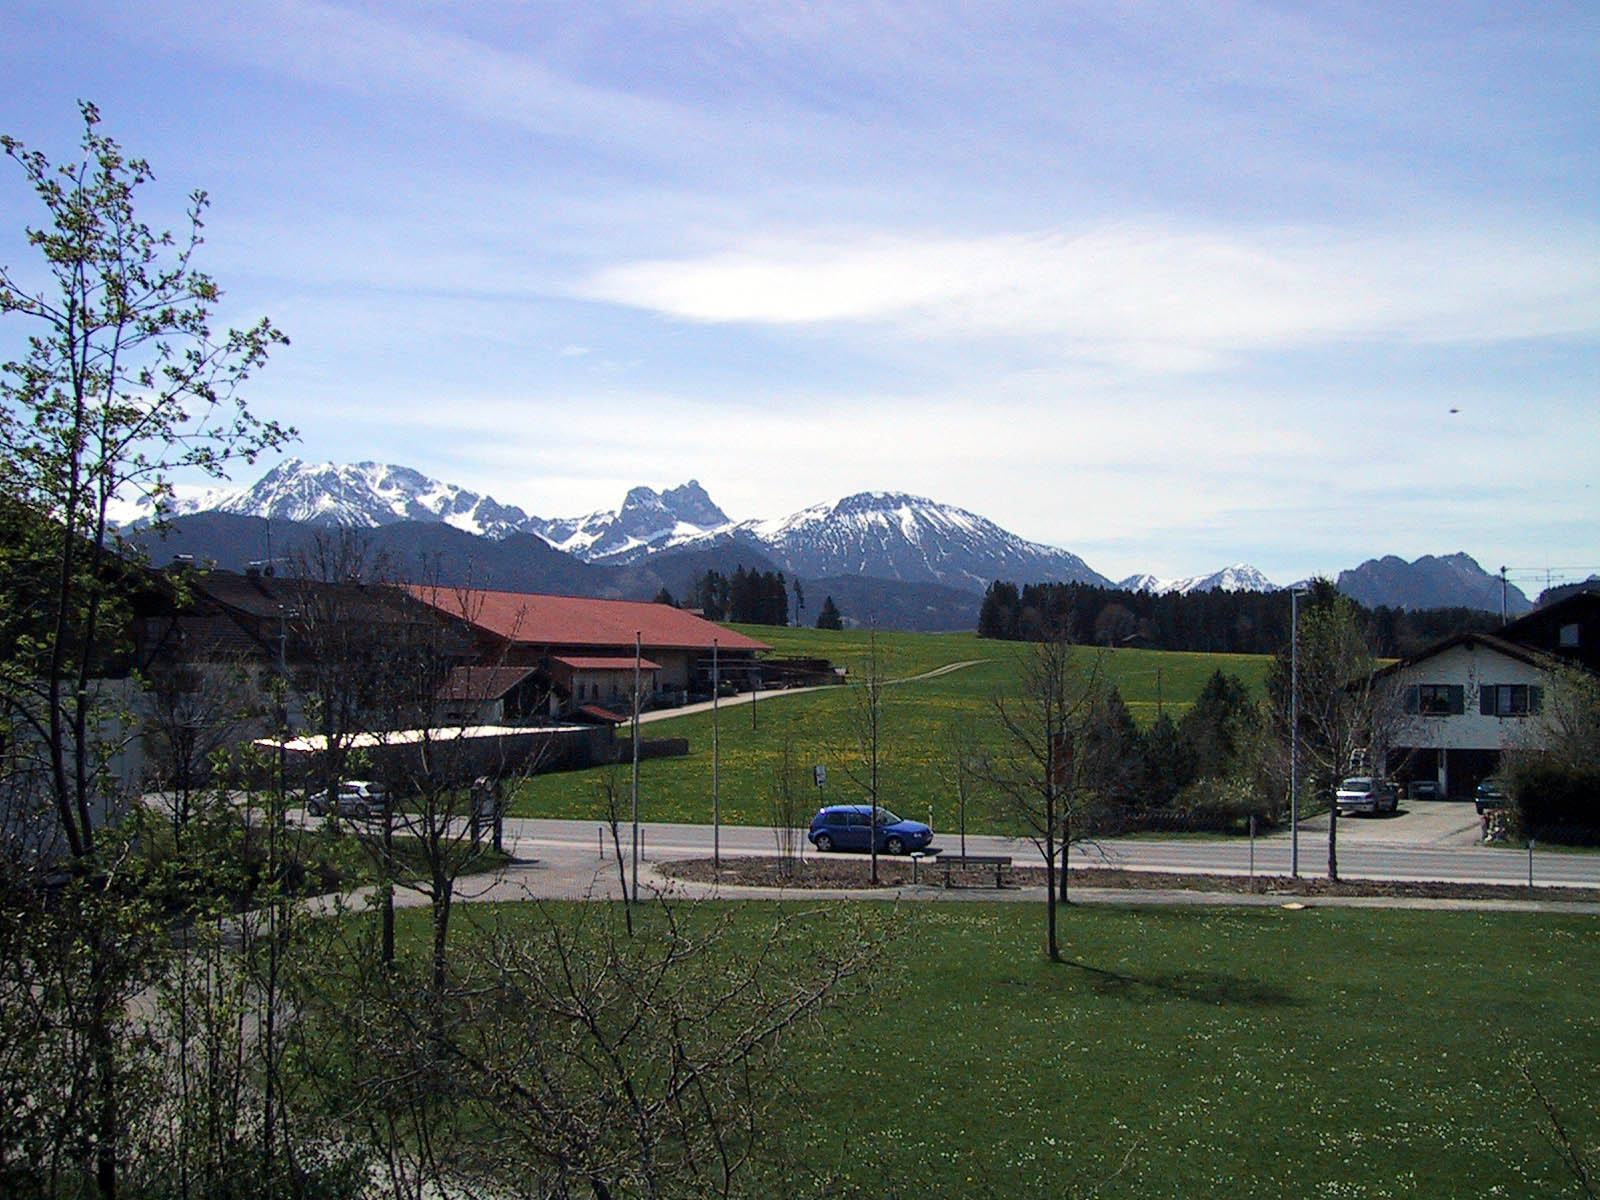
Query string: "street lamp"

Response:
xmin=1290 ymin=589 xmax=1304 ymax=878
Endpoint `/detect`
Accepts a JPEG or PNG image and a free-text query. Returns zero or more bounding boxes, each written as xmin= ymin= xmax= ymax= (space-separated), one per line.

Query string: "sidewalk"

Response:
xmin=324 ymin=852 xmax=1600 ymax=918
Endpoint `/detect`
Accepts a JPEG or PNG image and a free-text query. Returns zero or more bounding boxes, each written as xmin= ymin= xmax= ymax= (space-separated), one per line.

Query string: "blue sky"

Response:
xmin=3 ymin=1 xmax=1596 ymax=587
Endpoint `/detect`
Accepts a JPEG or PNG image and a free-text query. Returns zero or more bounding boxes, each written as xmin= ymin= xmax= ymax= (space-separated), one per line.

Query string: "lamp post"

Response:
xmin=631 ymin=632 xmax=641 ymax=904
xmin=712 ymin=637 xmax=720 ymax=872
xmin=1290 ymin=586 xmax=1308 ymax=878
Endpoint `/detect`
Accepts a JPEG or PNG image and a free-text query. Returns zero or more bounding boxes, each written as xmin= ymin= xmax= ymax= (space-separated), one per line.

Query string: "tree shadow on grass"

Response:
xmin=1001 ymin=961 xmax=1303 ymax=1008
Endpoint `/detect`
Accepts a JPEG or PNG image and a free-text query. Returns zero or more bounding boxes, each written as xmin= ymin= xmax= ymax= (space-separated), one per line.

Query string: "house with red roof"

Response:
xmin=403 ymin=587 xmax=770 ymax=719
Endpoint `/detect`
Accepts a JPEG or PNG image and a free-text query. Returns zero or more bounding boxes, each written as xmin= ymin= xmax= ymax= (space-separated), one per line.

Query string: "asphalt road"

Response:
xmin=500 ymin=802 xmax=1599 ymax=890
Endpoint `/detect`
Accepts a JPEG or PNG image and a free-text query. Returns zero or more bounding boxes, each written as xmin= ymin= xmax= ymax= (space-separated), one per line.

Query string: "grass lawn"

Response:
xmin=509 ymin=627 xmax=1272 ymax=828
xmin=434 ymin=899 xmax=1599 ymax=1198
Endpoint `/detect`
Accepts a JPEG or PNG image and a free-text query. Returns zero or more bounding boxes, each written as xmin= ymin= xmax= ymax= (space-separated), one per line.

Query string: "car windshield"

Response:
xmin=874 ymin=808 xmax=902 ymax=825
xmin=1340 ymin=778 xmax=1372 ymax=792
xmin=1476 ymin=782 xmax=1503 ymax=796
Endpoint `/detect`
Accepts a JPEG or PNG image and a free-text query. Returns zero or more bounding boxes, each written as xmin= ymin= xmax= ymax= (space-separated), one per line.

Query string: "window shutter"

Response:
xmin=1405 ymin=686 xmax=1419 ymax=714
xmin=1449 ymin=685 xmax=1464 ymax=715
xmin=1530 ymin=686 xmax=1544 ymax=713
xmin=1479 ymin=687 xmax=1495 ymax=716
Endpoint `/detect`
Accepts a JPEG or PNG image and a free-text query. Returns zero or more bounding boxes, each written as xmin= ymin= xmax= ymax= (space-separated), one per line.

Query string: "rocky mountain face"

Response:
xmin=1335 ymin=553 xmax=1531 ymax=616
xmin=535 ymin=482 xmax=731 ymax=562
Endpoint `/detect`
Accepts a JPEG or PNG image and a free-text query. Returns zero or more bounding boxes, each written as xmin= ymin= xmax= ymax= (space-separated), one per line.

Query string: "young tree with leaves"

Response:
xmin=1270 ymin=580 xmax=1397 ymax=880
xmin=0 ymin=103 xmax=290 ymax=1198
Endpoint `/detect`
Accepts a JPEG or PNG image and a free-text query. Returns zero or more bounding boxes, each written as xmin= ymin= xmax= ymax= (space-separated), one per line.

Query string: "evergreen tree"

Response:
xmin=1080 ymin=685 xmax=1145 ymax=810
xmin=1142 ymin=712 xmax=1197 ymax=807
xmin=1178 ymin=670 xmax=1261 ymax=781
xmin=816 ymin=596 xmax=843 ymax=630
xmin=652 ymin=587 xmax=676 ymax=607
xmin=978 ymin=580 xmax=1020 ymax=639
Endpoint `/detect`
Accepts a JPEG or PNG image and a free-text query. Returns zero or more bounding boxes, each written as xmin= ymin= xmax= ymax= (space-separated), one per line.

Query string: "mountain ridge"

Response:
xmin=122 ymin=459 xmax=1530 ymax=617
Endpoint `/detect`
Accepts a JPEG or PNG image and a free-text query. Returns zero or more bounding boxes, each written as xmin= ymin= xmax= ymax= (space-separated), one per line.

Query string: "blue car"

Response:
xmin=808 ymin=804 xmax=933 ymax=856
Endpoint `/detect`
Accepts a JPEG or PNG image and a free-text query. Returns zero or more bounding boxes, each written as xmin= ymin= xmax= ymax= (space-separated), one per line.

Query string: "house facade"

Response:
xmin=1375 ymin=591 xmax=1600 ymax=797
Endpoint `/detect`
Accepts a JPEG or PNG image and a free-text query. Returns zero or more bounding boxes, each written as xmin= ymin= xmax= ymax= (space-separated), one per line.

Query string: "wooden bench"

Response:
xmin=936 ymin=853 xmax=1013 ymax=889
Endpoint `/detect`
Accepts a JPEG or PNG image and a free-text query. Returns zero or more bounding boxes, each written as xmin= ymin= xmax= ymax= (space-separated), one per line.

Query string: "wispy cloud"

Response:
xmin=579 ymin=220 xmax=1600 ymax=371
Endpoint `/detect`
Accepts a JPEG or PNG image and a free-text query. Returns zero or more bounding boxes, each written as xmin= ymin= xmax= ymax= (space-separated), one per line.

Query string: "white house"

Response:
xmin=1375 ymin=633 xmax=1567 ymax=797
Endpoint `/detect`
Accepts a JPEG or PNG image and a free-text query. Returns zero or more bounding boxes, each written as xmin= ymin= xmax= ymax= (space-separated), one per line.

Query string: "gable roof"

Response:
xmin=403 ymin=587 xmax=771 ymax=654
xmin=439 ymin=665 xmax=542 ymax=702
xmin=1370 ymin=631 xmax=1577 ymax=682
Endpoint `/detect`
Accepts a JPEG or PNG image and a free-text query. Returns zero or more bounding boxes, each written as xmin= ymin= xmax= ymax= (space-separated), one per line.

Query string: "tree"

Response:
xmin=978 ymin=580 xmax=1021 ymax=639
xmin=816 ymin=595 xmax=843 ymax=630
xmin=841 ymin=627 xmax=893 ymax=885
xmin=1271 ymin=580 xmax=1397 ymax=880
xmin=1179 ymin=670 xmax=1261 ymax=782
xmin=986 ymin=623 xmax=1105 ymax=960
xmin=0 ymin=103 xmax=289 ymax=1199
xmin=1141 ymin=711 xmax=1196 ymax=808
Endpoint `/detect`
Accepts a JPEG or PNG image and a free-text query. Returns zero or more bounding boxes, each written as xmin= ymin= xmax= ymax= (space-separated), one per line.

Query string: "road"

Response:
xmin=499 ymin=801 xmax=1599 ymax=890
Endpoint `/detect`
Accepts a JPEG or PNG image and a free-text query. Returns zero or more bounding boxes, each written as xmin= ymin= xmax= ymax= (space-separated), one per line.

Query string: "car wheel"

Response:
xmin=814 ymin=833 xmax=833 ymax=853
xmin=885 ymin=836 xmax=905 ymax=856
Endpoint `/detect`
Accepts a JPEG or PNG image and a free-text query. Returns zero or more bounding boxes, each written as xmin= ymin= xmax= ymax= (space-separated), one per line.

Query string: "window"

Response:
xmin=1560 ymin=623 xmax=1580 ymax=648
xmin=1480 ymin=684 xmax=1544 ymax=717
xmin=1406 ymin=684 xmax=1464 ymax=715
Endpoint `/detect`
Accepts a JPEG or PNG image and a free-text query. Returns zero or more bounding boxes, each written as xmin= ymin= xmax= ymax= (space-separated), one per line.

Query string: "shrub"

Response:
xmin=1509 ymin=761 xmax=1600 ymax=844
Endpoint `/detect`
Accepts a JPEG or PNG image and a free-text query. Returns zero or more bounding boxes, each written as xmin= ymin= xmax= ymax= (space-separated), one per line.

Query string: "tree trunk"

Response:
xmin=1327 ymin=803 xmax=1339 ymax=881
xmin=1044 ymin=822 xmax=1060 ymax=961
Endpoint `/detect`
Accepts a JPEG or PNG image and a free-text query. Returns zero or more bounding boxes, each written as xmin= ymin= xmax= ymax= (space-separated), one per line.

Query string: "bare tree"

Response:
xmin=768 ymin=725 xmax=807 ymax=879
xmin=142 ymin=658 xmax=264 ymax=848
xmin=839 ymin=627 xmax=893 ymax=884
xmin=363 ymin=899 xmax=893 ymax=1199
xmin=987 ymin=623 xmax=1106 ymax=962
xmin=938 ymin=722 xmax=987 ymax=860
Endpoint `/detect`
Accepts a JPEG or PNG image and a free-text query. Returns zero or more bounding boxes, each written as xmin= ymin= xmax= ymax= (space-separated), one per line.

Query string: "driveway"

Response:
xmin=1276 ymin=800 xmax=1485 ymax=848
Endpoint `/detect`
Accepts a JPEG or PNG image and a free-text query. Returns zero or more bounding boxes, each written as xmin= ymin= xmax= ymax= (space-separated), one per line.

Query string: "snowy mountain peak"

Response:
xmin=1118 ymin=563 xmax=1279 ymax=595
xmin=748 ymin=489 xmax=1108 ymax=592
xmin=532 ymin=481 xmax=736 ymax=562
xmin=158 ymin=458 xmax=540 ymax=539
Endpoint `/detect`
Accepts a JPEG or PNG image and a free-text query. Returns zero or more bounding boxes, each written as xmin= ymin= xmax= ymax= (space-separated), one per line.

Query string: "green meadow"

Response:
xmin=429 ymin=899 xmax=1600 ymax=1199
xmin=509 ymin=625 xmax=1273 ymax=827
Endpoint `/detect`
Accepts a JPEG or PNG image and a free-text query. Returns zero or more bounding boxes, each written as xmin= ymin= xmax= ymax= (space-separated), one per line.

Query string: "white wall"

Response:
xmin=1390 ymin=642 xmax=1555 ymax=752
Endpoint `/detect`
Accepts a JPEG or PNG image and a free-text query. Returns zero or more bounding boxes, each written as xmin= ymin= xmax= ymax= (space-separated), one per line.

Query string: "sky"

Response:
xmin=2 ymin=1 xmax=1597 ymax=589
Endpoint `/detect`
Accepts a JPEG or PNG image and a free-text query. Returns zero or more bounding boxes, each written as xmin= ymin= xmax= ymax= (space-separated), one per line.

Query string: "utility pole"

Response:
xmin=631 ymin=632 xmax=641 ymax=904
xmin=1290 ymin=589 xmax=1301 ymax=879
xmin=712 ymin=637 xmax=720 ymax=872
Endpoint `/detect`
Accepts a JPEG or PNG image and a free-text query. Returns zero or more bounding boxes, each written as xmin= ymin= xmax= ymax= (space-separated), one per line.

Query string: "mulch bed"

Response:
xmin=660 ymin=855 xmax=1600 ymax=903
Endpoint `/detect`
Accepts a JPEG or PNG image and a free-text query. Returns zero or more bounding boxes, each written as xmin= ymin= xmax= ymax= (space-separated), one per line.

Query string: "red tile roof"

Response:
xmin=403 ymin=587 xmax=771 ymax=653
xmin=553 ymin=655 xmax=663 ymax=672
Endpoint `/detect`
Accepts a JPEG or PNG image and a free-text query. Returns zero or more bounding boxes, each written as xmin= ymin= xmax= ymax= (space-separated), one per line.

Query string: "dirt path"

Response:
xmin=635 ymin=658 xmax=988 ymax=724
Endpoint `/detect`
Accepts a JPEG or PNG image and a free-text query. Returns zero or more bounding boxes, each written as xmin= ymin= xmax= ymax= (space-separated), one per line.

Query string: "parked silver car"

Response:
xmin=306 ymin=780 xmax=389 ymax=819
xmin=1335 ymin=776 xmax=1398 ymax=816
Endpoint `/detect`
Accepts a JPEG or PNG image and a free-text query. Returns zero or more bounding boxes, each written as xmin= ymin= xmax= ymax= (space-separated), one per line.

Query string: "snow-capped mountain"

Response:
xmin=536 ymin=482 xmax=731 ymax=562
xmin=1118 ymin=564 xmax=1279 ymax=595
xmin=158 ymin=459 xmax=541 ymax=539
xmin=744 ymin=491 xmax=1111 ymax=592
xmin=131 ymin=460 xmax=1526 ymax=616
